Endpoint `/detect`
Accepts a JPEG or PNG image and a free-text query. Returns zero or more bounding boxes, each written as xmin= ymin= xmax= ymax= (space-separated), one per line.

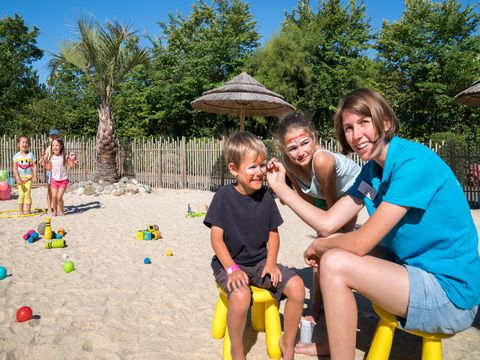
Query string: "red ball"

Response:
xmin=16 ymin=306 xmax=33 ymax=322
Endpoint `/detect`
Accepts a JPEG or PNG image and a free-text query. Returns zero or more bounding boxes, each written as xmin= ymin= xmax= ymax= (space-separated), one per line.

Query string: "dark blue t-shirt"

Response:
xmin=204 ymin=184 xmax=283 ymax=272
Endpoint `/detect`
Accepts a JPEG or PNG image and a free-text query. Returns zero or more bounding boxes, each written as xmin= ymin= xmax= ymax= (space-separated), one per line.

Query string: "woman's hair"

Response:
xmin=224 ymin=131 xmax=266 ymax=168
xmin=276 ymin=112 xmax=317 ymax=150
xmin=333 ymin=88 xmax=399 ymax=154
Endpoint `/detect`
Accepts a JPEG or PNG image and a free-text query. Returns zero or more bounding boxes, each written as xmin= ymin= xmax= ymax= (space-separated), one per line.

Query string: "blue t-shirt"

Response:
xmin=348 ymin=136 xmax=480 ymax=309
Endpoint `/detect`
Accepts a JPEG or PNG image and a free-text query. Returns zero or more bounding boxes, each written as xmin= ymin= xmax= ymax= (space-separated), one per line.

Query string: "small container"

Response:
xmin=300 ymin=319 xmax=314 ymax=344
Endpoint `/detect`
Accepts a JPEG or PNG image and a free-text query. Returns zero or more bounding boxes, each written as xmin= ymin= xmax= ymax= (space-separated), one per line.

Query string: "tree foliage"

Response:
xmin=0 ymin=14 xmax=44 ymax=134
xmin=376 ymin=0 xmax=480 ymax=139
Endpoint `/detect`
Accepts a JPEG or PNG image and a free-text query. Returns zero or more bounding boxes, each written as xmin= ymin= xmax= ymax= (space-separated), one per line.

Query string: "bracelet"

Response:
xmin=226 ymin=264 xmax=240 ymax=275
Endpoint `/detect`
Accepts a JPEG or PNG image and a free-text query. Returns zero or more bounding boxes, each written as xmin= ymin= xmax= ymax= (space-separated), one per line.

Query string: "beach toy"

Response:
xmin=62 ymin=253 xmax=68 ymax=259
xmin=27 ymin=231 xmax=39 ymax=244
xmin=0 ymin=266 xmax=7 ymax=280
xmin=0 ymin=169 xmax=7 ymax=181
xmin=55 ymin=233 xmax=63 ymax=239
xmin=185 ymin=203 xmax=207 ymax=218
xmin=0 ymin=181 xmax=11 ymax=200
xmin=135 ymin=231 xmax=144 ymax=240
xmin=37 ymin=221 xmax=46 ymax=235
xmin=44 ymin=218 xmax=53 ymax=240
xmin=144 ymin=257 xmax=151 ymax=264
xmin=166 ymin=249 xmax=173 ymax=256
xmin=0 ymin=208 xmax=47 ymax=219
xmin=143 ymin=231 xmax=152 ymax=240
xmin=7 ymin=177 xmax=15 ymax=187
xmin=57 ymin=227 xmax=66 ymax=237
xmin=147 ymin=225 xmax=155 ymax=232
xmin=153 ymin=224 xmax=159 ymax=231
xmin=152 ymin=230 xmax=161 ymax=240
xmin=23 ymin=229 xmax=35 ymax=240
xmin=16 ymin=306 xmax=33 ymax=322
xmin=63 ymin=261 xmax=75 ymax=273
xmin=45 ymin=239 xmax=65 ymax=249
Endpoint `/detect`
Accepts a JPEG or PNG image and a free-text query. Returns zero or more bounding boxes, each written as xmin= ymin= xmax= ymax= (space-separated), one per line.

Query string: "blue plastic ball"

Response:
xmin=143 ymin=257 xmax=151 ymax=264
xmin=0 ymin=266 xmax=7 ymax=280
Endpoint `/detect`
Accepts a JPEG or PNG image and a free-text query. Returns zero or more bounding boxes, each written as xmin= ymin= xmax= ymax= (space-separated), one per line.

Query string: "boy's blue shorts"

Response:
xmin=401 ymin=265 xmax=478 ymax=334
xmin=214 ymin=258 xmax=297 ymax=302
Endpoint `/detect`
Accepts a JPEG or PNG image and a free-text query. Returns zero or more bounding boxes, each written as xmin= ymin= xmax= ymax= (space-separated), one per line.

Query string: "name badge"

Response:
xmin=357 ymin=180 xmax=378 ymax=201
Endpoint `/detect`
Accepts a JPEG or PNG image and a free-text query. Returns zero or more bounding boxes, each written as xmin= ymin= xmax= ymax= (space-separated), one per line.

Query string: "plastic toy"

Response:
xmin=57 ymin=227 xmax=66 ymax=237
xmin=144 ymin=257 xmax=151 ymax=264
xmin=0 ymin=181 xmax=11 ymax=200
xmin=0 ymin=208 xmax=46 ymax=219
xmin=23 ymin=229 xmax=35 ymax=240
xmin=44 ymin=218 xmax=53 ymax=241
xmin=0 ymin=266 xmax=7 ymax=280
xmin=0 ymin=169 xmax=7 ymax=181
xmin=166 ymin=249 xmax=173 ymax=256
xmin=37 ymin=221 xmax=46 ymax=235
xmin=16 ymin=306 xmax=33 ymax=322
xmin=45 ymin=239 xmax=65 ymax=249
xmin=27 ymin=231 xmax=39 ymax=244
xmin=185 ymin=203 xmax=208 ymax=218
xmin=135 ymin=225 xmax=161 ymax=240
xmin=63 ymin=261 xmax=75 ymax=273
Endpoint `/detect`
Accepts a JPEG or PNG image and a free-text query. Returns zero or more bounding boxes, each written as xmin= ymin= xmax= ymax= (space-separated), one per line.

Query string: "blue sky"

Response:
xmin=1 ymin=0 xmax=407 ymax=84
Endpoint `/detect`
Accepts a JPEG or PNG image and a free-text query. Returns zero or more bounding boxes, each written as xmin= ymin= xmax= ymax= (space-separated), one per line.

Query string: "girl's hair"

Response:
xmin=276 ymin=112 xmax=317 ymax=150
xmin=224 ymin=131 xmax=266 ymax=168
xmin=333 ymin=88 xmax=399 ymax=155
xmin=50 ymin=138 xmax=67 ymax=162
xmin=17 ymin=135 xmax=29 ymax=145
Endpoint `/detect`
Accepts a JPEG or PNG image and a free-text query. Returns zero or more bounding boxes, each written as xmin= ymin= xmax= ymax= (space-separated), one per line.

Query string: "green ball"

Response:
xmin=63 ymin=261 xmax=75 ymax=273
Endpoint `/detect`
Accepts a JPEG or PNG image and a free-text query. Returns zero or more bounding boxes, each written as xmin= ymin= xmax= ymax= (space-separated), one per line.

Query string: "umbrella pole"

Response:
xmin=240 ymin=107 xmax=245 ymax=132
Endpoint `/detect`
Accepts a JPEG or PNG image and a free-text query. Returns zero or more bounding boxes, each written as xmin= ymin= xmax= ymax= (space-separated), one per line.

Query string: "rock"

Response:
xmin=75 ymin=187 xmax=85 ymax=195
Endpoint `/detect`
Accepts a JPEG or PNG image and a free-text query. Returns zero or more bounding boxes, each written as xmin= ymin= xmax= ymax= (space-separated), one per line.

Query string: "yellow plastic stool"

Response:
xmin=212 ymin=285 xmax=282 ymax=360
xmin=366 ymin=303 xmax=454 ymax=360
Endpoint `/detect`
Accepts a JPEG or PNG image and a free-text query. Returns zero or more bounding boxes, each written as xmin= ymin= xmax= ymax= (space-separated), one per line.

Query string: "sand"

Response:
xmin=0 ymin=187 xmax=479 ymax=360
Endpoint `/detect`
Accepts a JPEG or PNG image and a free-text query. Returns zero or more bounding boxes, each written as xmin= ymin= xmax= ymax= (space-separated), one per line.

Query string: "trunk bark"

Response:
xmin=95 ymin=101 xmax=118 ymax=182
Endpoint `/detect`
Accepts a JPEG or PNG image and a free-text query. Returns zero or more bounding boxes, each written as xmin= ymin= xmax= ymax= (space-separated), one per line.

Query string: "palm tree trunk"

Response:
xmin=95 ymin=101 xmax=118 ymax=182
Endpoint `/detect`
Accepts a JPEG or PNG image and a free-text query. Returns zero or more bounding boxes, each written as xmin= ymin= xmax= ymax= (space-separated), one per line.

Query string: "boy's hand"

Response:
xmin=227 ymin=269 xmax=249 ymax=292
xmin=261 ymin=262 xmax=282 ymax=287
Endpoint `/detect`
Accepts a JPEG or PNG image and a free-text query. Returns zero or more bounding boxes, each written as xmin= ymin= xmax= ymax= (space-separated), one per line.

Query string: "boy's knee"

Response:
xmin=229 ymin=287 xmax=251 ymax=313
xmin=285 ymin=275 xmax=305 ymax=300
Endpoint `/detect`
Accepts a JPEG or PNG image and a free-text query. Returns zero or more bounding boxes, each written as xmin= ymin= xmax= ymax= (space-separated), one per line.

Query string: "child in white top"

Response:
xmin=41 ymin=138 xmax=76 ymax=216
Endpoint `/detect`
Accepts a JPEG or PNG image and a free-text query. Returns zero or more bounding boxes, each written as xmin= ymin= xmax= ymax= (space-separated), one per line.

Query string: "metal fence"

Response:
xmin=1 ymin=135 xmax=479 ymax=208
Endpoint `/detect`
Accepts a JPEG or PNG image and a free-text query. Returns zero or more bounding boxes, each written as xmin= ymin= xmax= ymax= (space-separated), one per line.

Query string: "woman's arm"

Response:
xmin=312 ymin=151 xmax=338 ymax=209
xmin=305 ymin=201 xmax=408 ymax=263
xmin=286 ymin=171 xmax=316 ymax=206
xmin=267 ymin=158 xmax=363 ymax=236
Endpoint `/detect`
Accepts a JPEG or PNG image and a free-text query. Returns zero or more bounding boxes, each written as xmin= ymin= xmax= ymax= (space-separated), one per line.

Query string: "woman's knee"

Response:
xmin=319 ymin=249 xmax=355 ymax=281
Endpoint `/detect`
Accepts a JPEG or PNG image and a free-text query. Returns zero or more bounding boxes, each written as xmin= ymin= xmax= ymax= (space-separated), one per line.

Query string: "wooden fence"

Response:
xmin=1 ymin=135 xmax=479 ymax=207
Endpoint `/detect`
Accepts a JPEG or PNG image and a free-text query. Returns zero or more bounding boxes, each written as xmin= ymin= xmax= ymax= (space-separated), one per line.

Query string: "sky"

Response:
xmin=1 ymin=0 xmax=407 ymax=84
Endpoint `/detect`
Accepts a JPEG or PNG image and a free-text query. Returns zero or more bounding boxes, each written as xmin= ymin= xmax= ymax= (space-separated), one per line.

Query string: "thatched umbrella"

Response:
xmin=454 ymin=80 xmax=480 ymax=105
xmin=191 ymin=72 xmax=295 ymax=131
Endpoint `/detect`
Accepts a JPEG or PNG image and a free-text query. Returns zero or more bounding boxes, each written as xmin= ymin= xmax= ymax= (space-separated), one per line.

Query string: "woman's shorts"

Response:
xmin=51 ymin=179 xmax=69 ymax=189
xmin=214 ymin=258 xmax=297 ymax=302
xmin=402 ymin=265 xmax=478 ymax=334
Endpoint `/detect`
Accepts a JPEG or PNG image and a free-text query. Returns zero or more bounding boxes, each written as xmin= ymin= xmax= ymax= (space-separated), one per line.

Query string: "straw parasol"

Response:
xmin=454 ymin=80 xmax=480 ymax=105
xmin=191 ymin=72 xmax=295 ymax=131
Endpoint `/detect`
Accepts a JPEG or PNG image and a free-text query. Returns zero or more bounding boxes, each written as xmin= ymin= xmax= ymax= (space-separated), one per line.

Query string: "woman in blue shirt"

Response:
xmin=267 ymin=88 xmax=480 ymax=358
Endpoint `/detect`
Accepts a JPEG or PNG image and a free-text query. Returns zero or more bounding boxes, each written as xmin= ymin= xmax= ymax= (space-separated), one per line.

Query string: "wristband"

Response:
xmin=226 ymin=264 xmax=240 ymax=275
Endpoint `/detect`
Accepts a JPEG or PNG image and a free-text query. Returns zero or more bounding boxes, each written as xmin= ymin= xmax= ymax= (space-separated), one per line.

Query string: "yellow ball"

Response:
xmin=166 ymin=249 xmax=173 ymax=256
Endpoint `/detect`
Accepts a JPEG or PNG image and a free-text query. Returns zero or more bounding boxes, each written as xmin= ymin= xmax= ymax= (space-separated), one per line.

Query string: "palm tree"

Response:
xmin=48 ymin=18 xmax=149 ymax=182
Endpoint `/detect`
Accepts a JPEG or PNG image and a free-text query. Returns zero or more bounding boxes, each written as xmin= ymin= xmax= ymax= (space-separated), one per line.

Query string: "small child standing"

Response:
xmin=204 ymin=131 xmax=305 ymax=360
xmin=12 ymin=135 xmax=37 ymax=214
xmin=42 ymin=129 xmax=60 ymax=214
xmin=41 ymin=138 xmax=75 ymax=216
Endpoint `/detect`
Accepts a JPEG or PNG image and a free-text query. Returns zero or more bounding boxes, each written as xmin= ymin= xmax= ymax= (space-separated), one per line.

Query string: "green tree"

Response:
xmin=147 ymin=0 xmax=260 ymax=137
xmin=252 ymin=0 xmax=375 ymax=137
xmin=0 ymin=14 xmax=44 ymax=134
xmin=376 ymin=0 xmax=480 ymax=139
xmin=48 ymin=18 xmax=150 ymax=181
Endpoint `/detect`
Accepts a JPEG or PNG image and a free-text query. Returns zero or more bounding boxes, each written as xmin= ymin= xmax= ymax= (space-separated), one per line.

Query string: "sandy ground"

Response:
xmin=0 ymin=187 xmax=479 ymax=360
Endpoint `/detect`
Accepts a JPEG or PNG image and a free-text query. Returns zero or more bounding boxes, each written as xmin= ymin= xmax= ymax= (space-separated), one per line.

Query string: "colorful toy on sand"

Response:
xmin=0 ymin=179 xmax=11 ymax=200
xmin=136 ymin=224 xmax=161 ymax=241
xmin=185 ymin=203 xmax=208 ymax=218
xmin=0 ymin=208 xmax=46 ymax=218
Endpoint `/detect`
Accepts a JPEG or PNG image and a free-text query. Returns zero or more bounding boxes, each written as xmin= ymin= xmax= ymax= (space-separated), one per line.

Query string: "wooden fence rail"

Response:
xmin=0 ymin=135 xmax=479 ymax=207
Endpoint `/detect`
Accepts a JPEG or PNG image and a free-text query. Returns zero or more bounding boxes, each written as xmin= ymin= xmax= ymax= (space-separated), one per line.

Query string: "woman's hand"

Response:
xmin=266 ymin=158 xmax=287 ymax=193
xmin=303 ymin=239 xmax=320 ymax=268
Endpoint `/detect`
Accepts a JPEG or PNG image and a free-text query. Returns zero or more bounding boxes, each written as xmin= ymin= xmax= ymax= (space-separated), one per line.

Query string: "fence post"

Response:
xmin=181 ymin=136 xmax=187 ymax=188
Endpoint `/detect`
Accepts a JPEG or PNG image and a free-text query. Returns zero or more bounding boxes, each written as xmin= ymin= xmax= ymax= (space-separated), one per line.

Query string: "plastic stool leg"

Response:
xmin=223 ymin=325 xmax=232 ymax=360
xmin=212 ymin=293 xmax=229 ymax=339
xmin=251 ymin=301 xmax=265 ymax=332
xmin=264 ymin=300 xmax=282 ymax=359
xmin=366 ymin=319 xmax=395 ymax=360
xmin=422 ymin=338 xmax=442 ymax=360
